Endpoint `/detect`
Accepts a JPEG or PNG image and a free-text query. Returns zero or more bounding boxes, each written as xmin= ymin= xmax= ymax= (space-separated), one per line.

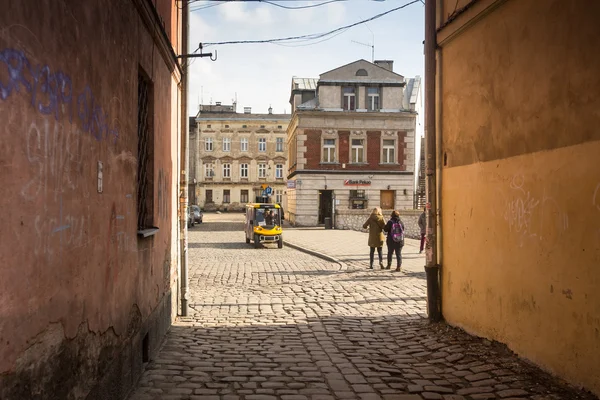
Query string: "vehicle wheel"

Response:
xmin=254 ymin=234 xmax=260 ymax=248
xmin=278 ymin=237 xmax=283 ymax=249
xmin=246 ymin=237 xmax=250 ymax=244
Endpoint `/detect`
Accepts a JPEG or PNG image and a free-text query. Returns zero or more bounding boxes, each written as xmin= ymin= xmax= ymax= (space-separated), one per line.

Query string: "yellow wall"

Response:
xmin=438 ymin=0 xmax=600 ymax=395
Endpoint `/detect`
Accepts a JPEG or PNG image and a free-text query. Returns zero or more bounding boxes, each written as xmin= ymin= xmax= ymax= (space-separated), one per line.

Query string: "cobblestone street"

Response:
xmin=129 ymin=214 xmax=596 ymax=400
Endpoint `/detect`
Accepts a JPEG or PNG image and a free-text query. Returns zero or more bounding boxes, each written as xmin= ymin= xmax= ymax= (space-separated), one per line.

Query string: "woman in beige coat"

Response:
xmin=362 ymin=207 xmax=386 ymax=269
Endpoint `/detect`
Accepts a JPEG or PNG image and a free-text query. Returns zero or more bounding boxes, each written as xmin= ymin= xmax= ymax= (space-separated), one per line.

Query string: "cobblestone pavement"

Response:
xmin=129 ymin=213 xmax=596 ymax=400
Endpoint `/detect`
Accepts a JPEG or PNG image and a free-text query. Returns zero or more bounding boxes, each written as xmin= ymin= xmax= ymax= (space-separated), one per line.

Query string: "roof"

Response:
xmin=291 ymin=77 xmax=317 ymax=91
xmin=319 ymin=59 xmax=404 ymax=79
xmin=297 ymin=97 xmax=319 ymax=110
xmin=403 ymin=76 xmax=421 ymax=110
xmin=196 ymin=113 xmax=290 ymax=121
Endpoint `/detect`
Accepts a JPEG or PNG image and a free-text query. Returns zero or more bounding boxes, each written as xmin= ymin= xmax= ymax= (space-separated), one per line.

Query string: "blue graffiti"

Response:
xmin=0 ymin=48 xmax=118 ymax=143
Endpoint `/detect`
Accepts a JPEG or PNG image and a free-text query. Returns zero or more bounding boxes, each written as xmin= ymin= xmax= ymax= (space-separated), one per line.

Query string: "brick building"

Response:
xmin=0 ymin=0 xmax=183 ymax=398
xmin=286 ymin=60 xmax=420 ymax=227
xmin=190 ymin=104 xmax=290 ymax=211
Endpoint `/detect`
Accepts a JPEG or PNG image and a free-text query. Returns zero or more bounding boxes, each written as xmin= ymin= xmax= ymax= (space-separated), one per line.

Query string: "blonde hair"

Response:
xmin=371 ymin=207 xmax=382 ymax=216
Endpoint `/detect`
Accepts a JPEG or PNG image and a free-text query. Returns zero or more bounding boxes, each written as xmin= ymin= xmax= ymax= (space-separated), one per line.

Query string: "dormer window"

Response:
xmin=356 ymin=69 xmax=368 ymax=76
xmin=342 ymin=87 xmax=356 ymax=111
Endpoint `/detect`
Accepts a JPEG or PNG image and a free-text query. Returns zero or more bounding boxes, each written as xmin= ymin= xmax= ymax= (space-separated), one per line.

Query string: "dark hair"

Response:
xmin=391 ymin=210 xmax=400 ymax=218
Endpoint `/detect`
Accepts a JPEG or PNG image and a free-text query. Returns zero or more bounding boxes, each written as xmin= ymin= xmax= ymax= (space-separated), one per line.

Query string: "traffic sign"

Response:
xmin=265 ymin=186 xmax=272 ymax=195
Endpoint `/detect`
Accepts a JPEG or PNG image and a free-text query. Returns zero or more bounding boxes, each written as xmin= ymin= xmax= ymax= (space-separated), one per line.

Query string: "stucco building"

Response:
xmin=286 ymin=60 xmax=421 ymax=228
xmin=433 ymin=0 xmax=600 ymax=396
xmin=191 ymin=104 xmax=290 ymax=211
xmin=0 ymin=0 xmax=183 ymax=398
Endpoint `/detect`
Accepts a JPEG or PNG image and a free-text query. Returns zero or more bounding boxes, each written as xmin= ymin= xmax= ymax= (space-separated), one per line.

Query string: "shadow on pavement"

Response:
xmin=190 ymin=222 xmax=244 ymax=231
xmin=189 ymin=242 xmax=251 ymax=250
xmin=131 ymin=315 xmax=597 ymax=400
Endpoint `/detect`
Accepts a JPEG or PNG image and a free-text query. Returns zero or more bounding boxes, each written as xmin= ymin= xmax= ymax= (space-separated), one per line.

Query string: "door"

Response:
xmin=318 ymin=190 xmax=333 ymax=224
xmin=380 ymin=190 xmax=395 ymax=210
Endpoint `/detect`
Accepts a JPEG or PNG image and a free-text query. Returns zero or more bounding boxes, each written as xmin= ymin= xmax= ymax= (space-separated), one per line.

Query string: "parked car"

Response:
xmin=191 ymin=205 xmax=203 ymax=224
xmin=187 ymin=207 xmax=194 ymax=228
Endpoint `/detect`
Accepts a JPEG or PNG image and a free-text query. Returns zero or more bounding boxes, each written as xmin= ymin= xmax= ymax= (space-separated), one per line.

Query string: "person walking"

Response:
xmin=384 ymin=210 xmax=405 ymax=272
xmin=362 ymin=207 xmax=386 ymax=269
xmin=418 ymin=207 xmax=426 ymax=253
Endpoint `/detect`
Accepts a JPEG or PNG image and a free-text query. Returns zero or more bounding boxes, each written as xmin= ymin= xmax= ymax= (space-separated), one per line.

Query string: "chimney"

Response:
xmin=374 ymin=60 xmax=394 ymax=72
xmin=244 ymin=107 xmax=251 ymax=114
xmin=268 ymin=105 xmax=273 ymax=114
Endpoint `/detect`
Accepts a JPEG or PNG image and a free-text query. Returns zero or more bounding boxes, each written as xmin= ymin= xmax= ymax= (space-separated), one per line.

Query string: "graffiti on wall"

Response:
xmin=0 ymin=48 xmax=119 ymax=143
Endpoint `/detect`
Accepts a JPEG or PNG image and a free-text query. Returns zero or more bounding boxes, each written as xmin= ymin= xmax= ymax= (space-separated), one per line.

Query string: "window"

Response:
xmin=240 ymin=190 xmax=249 ymax=203
xmin=260 ymin=125 xmax=265 ymax=129
xmin=242 ymin=124 xmax=247 ymax=128
xmin=207 ymin=124 xmax=211 ymax=129
xmin=258 ymin=138 xmax=266 ymax=152
xmin=351 ymin=139 xmax=364 ymax=163
xmin=205 ymin=137 xmax=213 ymax=152
xmin=323 ymin=139 xmax=336 ymax=163
xmin=343 ymin=87 xmax=356 ymax=111
xmin=225 ymin=124 xmax=229 ymax=128
xmin=258 ymin=163 xmax=267 ymax=178
xmin=136 ymin=71 xmax=154 ymax=230
xmin=205 ymin=189 xmax=213 ymax=203
xmin=223 ymin=137 xmax=231 ymax=152
xmin=204 ymin=163 xmax=214 ymax=178
xmin=350 ymin=190 xmax=366 ymax=199
xmin=222 ymin=163 xmax=231 ymax=178
xmin=367 ymin=87 xmax=380 ymax=111
xmin=275 ymin=190 xmax=283 ymax=204
xmin=223 ymin=190 xmax=230 ymax=204
xmin=277 ymin=125 xmax=282 ymax=129
xmin=241 ymin=137 xmax=248 ymax=152
xmin=383 ymin=139 xmax=395 ymax=163
xmin=240 ymin=163 xmax=249 ymax=179
xmin=276 ymin=137 xmax=284 ymax=152
xmin=275 ymin=164 xmax=283 ymax=179
xmin=356 ymin=69 xmax=368 ymax=76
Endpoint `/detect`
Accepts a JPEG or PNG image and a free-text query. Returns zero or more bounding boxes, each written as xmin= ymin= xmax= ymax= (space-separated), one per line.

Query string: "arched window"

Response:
xmin=356 ymin=69 xmax=368 ymax=76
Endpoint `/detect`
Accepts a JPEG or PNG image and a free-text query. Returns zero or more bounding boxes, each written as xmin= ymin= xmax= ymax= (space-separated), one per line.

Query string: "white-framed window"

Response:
xmin=275 ymin=190 xmax=283 ymax=204
xmin=367 ymin=87 xmax=380 ymax=111
xmin=343 ymin=87 xmax=356 ymax=111
xmin=222 ymin=163 xmax=231 ymax=178
xmin=205 ymin=137 xmax=213 ymax=152
xmin=204 ymin=163 xmax=214 ymax=178
xmin=258 ymin=137 xmax=266 ymax=152
xmin=275 ymin=164 xmax=283 ymax=179
xmin=223 ymin=189 xmax=230 ymax=203
xmin=382 ymin=139 xmax=395 ymax=164
xmin=223 ymin=137 xmax=231 ymax=152
xmin=323 ymin=139 xmax=336 ymax=163
xmin=351 ymin=139 xmax=364 ymax=163
xmin=276 ymin=137 xmax=284 ymax=152
xmin=258 ymin=163 xmax=267 ymax=178
xmin=240 ymin=189 xmax=249 ymax=203
xmin=240 ymin=137 xmax=248 ymax=152
xmin=240 ymin=163 xmax=249 ymax=179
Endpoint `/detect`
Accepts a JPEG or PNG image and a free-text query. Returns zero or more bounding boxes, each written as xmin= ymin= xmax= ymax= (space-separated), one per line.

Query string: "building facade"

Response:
xmin=191 ymin=104 xmax=290 ymax=212
xmin=0 ymin=0 xmax=182 ymax=398
xmin=435 ymin=0 xmax=600 ymax=395
xmin=286 ymin=60 xmax=420 ymax=228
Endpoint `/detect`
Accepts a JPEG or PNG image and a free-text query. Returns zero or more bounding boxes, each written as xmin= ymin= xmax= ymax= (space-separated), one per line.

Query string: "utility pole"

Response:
xmin=179 ymin=0 xmax=190 ymax=317
xmin=424 ymin=0 xmax=441 ymax=322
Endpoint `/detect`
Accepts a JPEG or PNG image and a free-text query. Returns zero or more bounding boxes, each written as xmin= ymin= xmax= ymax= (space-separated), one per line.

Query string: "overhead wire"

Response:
xmin=201 ymin=0 xmax=420 ymax=47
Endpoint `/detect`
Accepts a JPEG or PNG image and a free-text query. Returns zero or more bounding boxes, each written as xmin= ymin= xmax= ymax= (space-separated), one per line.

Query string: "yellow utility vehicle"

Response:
xmin=245 ymin=203 xmax=283 ymax=249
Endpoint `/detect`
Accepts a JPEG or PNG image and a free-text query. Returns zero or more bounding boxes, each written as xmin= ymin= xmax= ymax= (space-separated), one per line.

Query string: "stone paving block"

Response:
xmin=127 ymin=216 xmax=598 ymax=400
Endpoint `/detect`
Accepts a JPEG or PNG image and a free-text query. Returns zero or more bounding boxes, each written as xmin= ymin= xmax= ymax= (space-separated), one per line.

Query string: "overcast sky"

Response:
xmin=187 ymin=0 xmax=425 ymax=116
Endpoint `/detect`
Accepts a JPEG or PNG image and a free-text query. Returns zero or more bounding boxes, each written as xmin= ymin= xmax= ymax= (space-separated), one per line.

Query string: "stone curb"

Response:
xmin=283 ymin=240 xmax=347 ymax=271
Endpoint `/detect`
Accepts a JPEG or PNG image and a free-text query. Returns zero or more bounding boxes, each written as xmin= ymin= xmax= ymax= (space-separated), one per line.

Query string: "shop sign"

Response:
xmin=287 ymin=181 xmax=296 ymax=189
xmin=344 ymin=179 xmax=371 ymax=186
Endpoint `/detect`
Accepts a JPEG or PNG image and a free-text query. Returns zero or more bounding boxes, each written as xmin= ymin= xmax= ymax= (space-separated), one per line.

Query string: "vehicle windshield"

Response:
xmin=255 ymin=208 xmax=280 ymax=227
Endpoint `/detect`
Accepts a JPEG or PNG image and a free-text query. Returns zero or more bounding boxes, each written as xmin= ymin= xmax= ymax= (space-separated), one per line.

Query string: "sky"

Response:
xmin=187 ymin=0 xmax=425 ymax=116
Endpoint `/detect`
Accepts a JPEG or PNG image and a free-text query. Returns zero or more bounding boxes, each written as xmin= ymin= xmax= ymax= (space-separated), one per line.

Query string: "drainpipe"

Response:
xmin=424 ymin=0 xmax=442 ymax=322
xmin=179 ymin=0 xmax=189 ymax=316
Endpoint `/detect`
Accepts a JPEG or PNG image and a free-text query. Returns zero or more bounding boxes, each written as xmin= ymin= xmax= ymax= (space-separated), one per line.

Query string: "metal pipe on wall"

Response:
xmin=179 ymin=0 xmax=189 ymax=316
xmin=424 ymin=0 xmax=442 ymax=322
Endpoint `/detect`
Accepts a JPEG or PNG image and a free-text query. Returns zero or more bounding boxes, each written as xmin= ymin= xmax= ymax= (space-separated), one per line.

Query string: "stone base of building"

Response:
xmin=0 ymin=291 xmax=173 ymax=400
xmin=335 ymin=209 xmax=422 ymax=239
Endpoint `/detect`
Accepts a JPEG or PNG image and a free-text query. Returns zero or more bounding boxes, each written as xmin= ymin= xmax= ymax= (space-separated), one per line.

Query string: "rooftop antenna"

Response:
xmin=351 ymin=24 xmax=374 ymax=62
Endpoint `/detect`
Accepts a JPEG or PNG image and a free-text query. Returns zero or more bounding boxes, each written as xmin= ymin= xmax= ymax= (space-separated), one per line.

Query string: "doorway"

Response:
xmin=318 ymin=190 xmax=333 ymax=224
xmin=380 ymin=190 xmax=395 ymax=210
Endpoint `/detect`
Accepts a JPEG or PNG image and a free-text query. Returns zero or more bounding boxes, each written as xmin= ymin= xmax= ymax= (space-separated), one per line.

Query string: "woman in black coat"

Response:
xmin=383 ymin=210 xmax=405 ymax=272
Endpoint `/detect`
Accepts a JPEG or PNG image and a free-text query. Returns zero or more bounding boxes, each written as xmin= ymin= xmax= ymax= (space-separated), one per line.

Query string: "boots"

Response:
xmin=394 ymin=266 xmax=402 ymax=272
xmin=386 ymin=263 xmax=391 ymax=270
xmin=380 ymin=262 xmax=385 ymax=269
xmin=369 ymin=263 xmax=374 ymax=269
